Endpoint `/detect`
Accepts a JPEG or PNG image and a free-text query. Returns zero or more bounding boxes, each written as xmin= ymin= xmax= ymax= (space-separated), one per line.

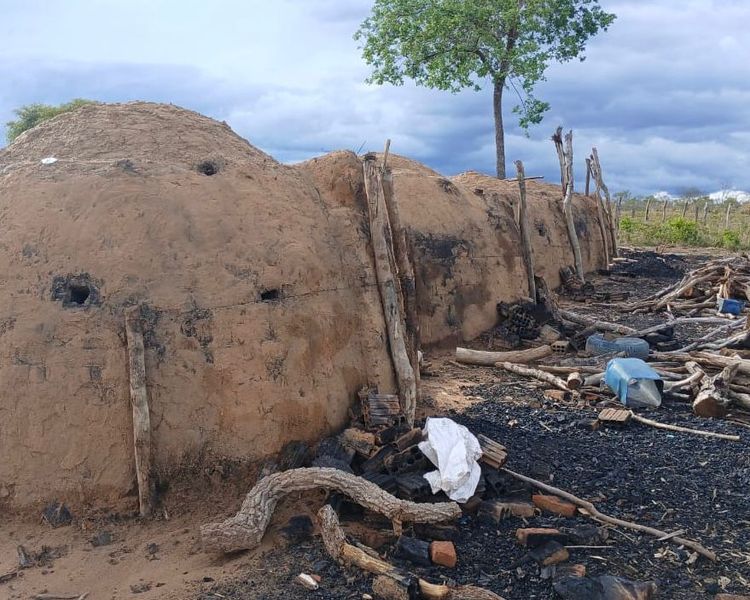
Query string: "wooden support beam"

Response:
xmin=363 ymin=154 xmax=417 ymax=426
xmin=515 ymin=160 xmax=536 ymax=302
xmin=124 ymin=306 xmax=154 ymax=517
xmin=552 ymin=127 xmax=585 ymax=281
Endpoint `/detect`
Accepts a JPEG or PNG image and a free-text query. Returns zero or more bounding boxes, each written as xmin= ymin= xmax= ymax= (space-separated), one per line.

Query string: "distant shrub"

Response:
xmin=658 ymin=217 xmax=702 ymax=245
xmin=5 ymin=99 xmax=96 ymax=143
xmin=619 ymin=216 xmax=637 ymax=233
xmin=720 ymin=230 xmax=741 ymax=250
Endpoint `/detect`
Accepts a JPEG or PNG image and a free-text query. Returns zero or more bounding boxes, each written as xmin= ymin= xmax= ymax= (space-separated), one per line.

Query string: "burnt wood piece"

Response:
xmin=477 ymin=434 xmax=508 ymax=470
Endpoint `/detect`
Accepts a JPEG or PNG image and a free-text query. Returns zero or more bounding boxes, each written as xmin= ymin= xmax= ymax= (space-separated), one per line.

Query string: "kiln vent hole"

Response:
xmin=69 ymin=283 xmax=91 ymax=305
xmin=260 ymin=289 xmax=280 ymax=302
xmin=197 ymin=160 xmax=219 ymax=176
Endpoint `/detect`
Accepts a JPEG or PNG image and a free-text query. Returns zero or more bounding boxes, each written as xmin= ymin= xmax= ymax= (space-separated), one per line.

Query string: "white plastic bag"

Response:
xmin=418 ymin=417 xmax=482 ymax=503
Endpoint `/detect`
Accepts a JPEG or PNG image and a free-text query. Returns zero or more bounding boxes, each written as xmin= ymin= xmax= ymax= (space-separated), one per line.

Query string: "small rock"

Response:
xmin=394 ymin=536 xmax=431 ymax=567
xmin=130 ymin=582 xmax=152 ymax=594
xmin=532 ymin=494 xmax=578 ymax=518
xmin=91 ymin=531 xmax=113 ymax=547
xmin=429 ymin=541 xmax=457 ymax=568
xmin=42 ymin=501 xmax=72 ymax=528
xmin=146 ymin=543 xmax=159 ymax=555
xmin=295 ymin=573 xmax=319 ymax=590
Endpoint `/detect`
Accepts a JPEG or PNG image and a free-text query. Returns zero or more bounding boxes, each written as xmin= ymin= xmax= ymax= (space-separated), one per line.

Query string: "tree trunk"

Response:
xmin=725 ymin=203 xmax=732 ymax=230
xmin=644 ymin=197 xmax=652 ymax=221
xmin=682 ymin=201 xmax=689 ymax=218
xmin=493 ymin=81 xmax=506 ymax=179
xmin=662 ymin=199 xmax=668 ymax=223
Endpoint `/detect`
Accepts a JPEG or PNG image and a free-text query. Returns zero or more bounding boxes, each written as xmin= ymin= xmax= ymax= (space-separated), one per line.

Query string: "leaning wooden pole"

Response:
xmin=382 ymin=154 xmax=421 ymax=400
xmin=124 ymin=305 xmax=154 ymax=517
xmin=591 ymin=147 xmax=618 ymax=257
xmin=552 ymin=127 xmax=585 ymax=281
xmin=363 ymin=154 xmax=417 ymax=426
xmin=585 ymin=158 xmax=592 ymax=196
xmin=514 ymin=160 xmax=536 ymax=302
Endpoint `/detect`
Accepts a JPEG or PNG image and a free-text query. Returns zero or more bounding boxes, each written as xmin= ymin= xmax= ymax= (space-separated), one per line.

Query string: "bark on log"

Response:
xmin=501 ymin=468 xmax=717 ymax=561
xmin=558 ymin=309 xmax=638 ymax=336
xmin=553 ymin=128 xmax=585 ymax=280
xmin=317 ymin=505 xmax=505 ymax=600
xmin=497 ymin=362 xmax=572 ymax=393
xmin=124 ymin=306 xmax=154 ymax=517
xmin=515 ymin=160 xmax=537 ymax=302
xmin=363 ymin=155 xmax=417 ymax=426
xmin=200 ymin=468 xmax=460 ymax=553
xmin=689 ymin=360 xmax=739 ymax=417
xmin=455 ymin=345 xmax=552 ymax=367
xmin=566 ymin=372 xmax=583 ymax=390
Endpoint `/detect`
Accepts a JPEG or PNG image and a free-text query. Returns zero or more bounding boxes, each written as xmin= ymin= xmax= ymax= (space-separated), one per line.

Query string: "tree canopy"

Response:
xmin=5 ymin=99 xmax=96 ymax=143
xmin=355 ymin=0 xmax=615 ymax=177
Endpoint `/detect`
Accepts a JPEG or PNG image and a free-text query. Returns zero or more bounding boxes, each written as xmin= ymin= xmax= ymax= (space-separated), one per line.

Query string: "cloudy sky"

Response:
xmin=1 ymin=0 xmax=748 ymax=195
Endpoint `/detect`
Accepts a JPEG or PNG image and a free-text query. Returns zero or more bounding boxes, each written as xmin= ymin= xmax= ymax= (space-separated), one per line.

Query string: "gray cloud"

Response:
xmin=1 ymin=0 xmax=748 ymax=196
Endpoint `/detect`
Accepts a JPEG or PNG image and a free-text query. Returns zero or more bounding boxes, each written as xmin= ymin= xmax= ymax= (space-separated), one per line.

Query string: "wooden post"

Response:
xmin=662 ymin=199 xmax=668 ymax=223
xmin=694 ymin=201 xmax=700 ymax=223
xmin=552 ymin=127 xmax=585 ymax=281
xmin=725 ymin=202 xmax=732 ymax=230
xmin=585 ymin=158 xmax=591 ymax=196
xmin=630 ymin=205 xmax=635 ymax=218
xmin=515 ymin=160 xmax=537 ymax=302
xmin=125 ymin=306 xmax=154 ymax=517
xmin=681 ymin=201 xmax=689 ymax=219
xmin=381 ymin=157 xmax=420 ymax=403
xmin=644 ymin=197 xmax=652 ymax=222
xmin=703 ymin=202 xmax=710 ymax=225
xmin=590 ymin=147 xmax=618 ymax=258
xmin=363 ymin=155 xmax=417 ymax=426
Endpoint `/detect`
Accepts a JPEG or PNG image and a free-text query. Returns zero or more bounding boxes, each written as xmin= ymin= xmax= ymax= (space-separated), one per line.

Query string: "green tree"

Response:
xmin=354 ymin=0 xmax=615 ymax=178
xmin=5 ymin=99 xmax=96 ymax=143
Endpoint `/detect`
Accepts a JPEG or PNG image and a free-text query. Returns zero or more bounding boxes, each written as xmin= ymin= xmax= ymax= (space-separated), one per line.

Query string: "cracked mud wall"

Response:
xmin=0 ymin=103 xmax=395 ymax=509
xmin=0 ymin=103 xmax=606 ymax=510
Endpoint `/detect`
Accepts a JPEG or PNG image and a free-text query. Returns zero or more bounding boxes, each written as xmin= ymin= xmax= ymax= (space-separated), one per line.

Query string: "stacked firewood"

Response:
xmin=624 ymin=255 xmax=750 ymax=315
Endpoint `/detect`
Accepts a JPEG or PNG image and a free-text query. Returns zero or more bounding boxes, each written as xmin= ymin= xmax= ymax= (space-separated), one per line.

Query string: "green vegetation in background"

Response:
xmin=5 ymin=99 xmax=96 ymax=143
xmin=355 ymin=0 xmax=615 ymax=178
xmin=618 ymin=195 xmax=750 ymax=250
